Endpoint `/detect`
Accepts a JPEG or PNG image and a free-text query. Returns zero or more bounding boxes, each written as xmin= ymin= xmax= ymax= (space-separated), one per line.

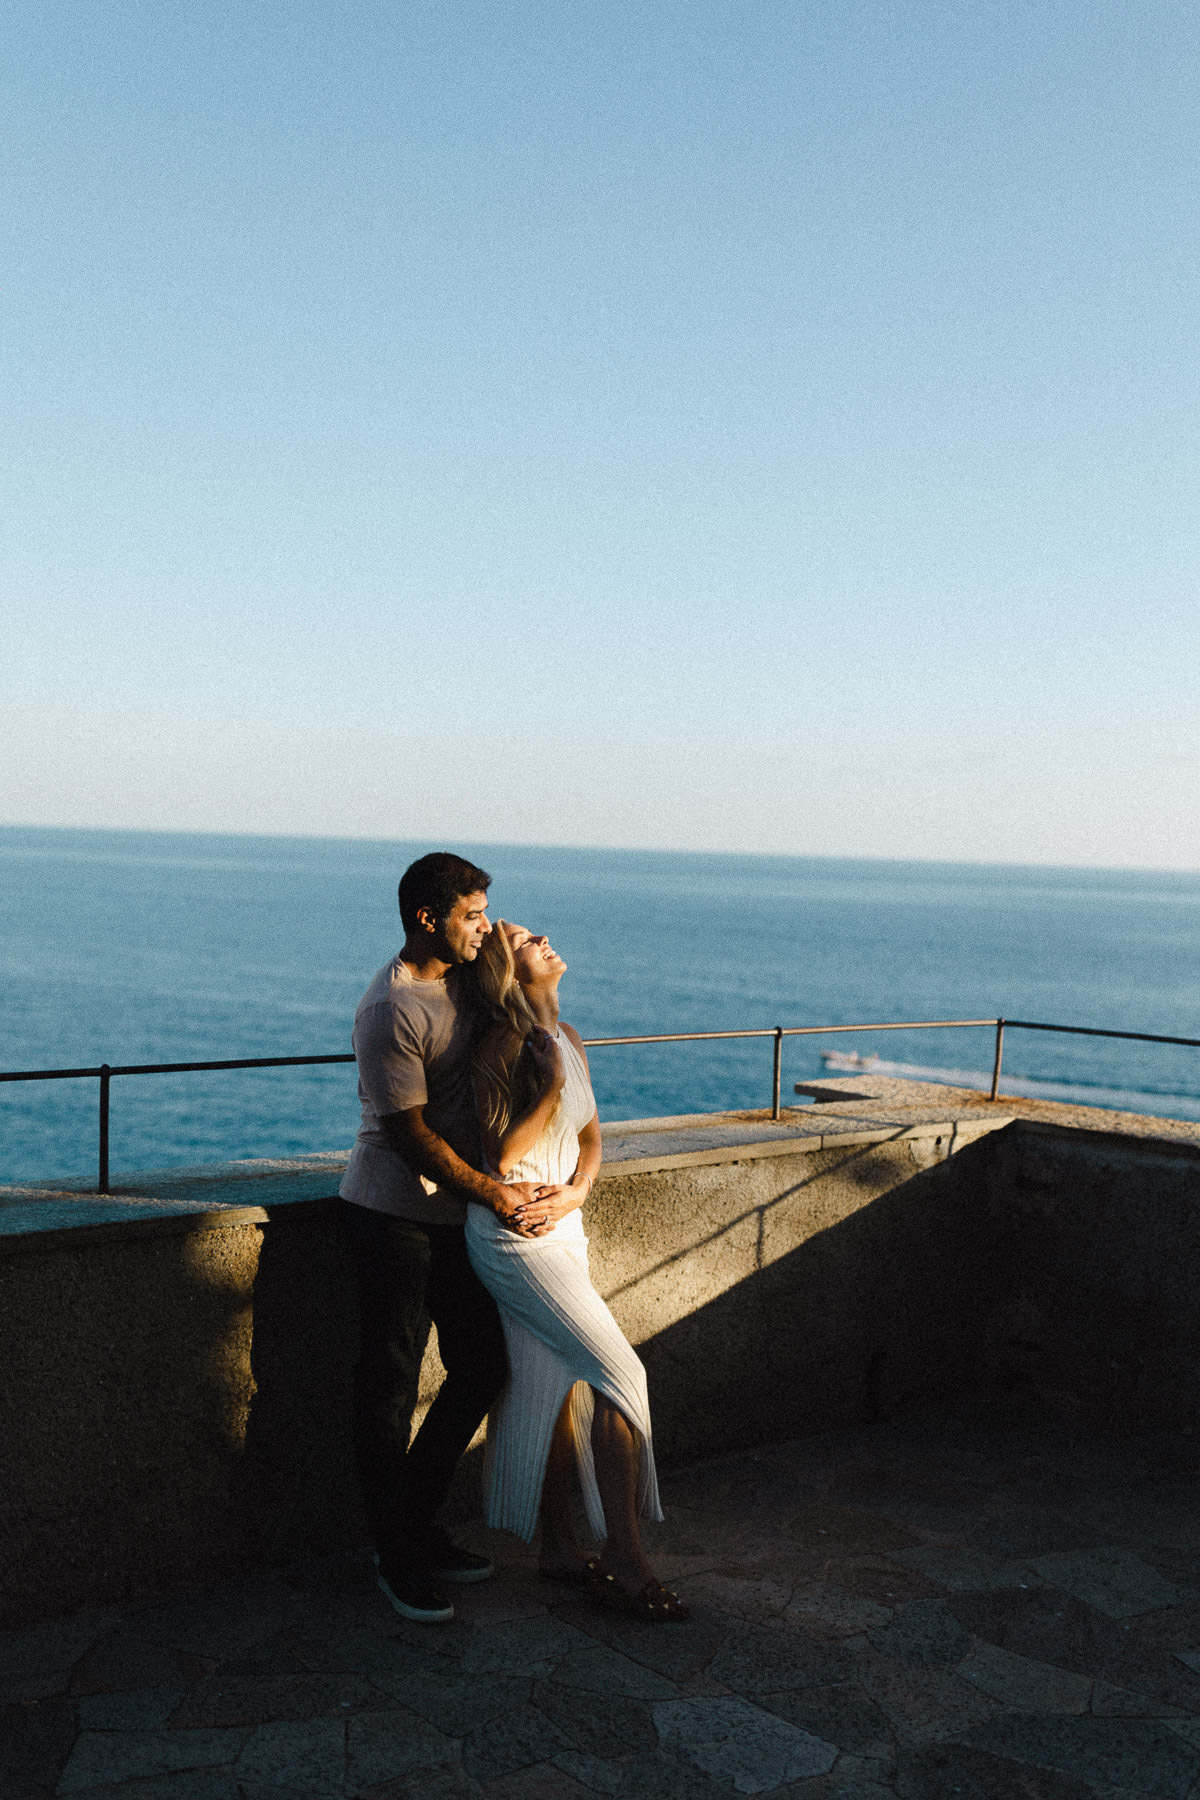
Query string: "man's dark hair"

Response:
xmin=398 ymin=852 xmax=492 ymax=936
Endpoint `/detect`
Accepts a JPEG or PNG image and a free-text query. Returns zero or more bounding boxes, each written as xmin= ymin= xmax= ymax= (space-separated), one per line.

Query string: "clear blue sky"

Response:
xmin=3 ymin=1 xmax=1197 ymax=865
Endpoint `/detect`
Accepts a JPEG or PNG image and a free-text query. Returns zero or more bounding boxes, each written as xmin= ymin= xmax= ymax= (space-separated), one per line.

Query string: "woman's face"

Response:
xmin=501 ymin=920 xmax=567 ymax=987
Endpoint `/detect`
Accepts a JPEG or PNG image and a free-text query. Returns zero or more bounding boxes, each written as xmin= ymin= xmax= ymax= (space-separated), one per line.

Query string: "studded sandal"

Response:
xmin=537 ymin=1556 xmax=602 ymax=1589
xmin=583 ymin=1559 xmax=690 ymax=1621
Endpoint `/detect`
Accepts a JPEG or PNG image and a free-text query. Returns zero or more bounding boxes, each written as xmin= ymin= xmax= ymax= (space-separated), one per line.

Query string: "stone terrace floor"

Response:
xmin=6 ymin=1410 xmax=1200 ymax=1800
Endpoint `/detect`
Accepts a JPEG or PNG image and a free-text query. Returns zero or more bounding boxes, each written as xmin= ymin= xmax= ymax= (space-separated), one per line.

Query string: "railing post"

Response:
xmin=989 ymin=1021 xmax=1005 ymax=1101
xmin=772 ymin=1028 xmax=783 ymax=1119
xmin=98 ymin=1065 xmax=110 ymax=1193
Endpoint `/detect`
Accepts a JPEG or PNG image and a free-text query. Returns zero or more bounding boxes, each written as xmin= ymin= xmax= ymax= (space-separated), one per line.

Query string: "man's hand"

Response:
xmin=379 ymin=1106 xmax=557 ymax=1237
xmin=492 ymin=1180 xmax=547 ymax=1236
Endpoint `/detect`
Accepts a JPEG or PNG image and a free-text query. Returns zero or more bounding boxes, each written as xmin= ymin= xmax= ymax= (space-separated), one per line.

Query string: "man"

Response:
xmin=339 ymin=852 xmax=541 ymax=1623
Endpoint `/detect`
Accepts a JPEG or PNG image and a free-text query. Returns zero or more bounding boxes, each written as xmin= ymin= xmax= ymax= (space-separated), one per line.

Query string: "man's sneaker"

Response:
xmin=374 ymin=1557 xmax=455 ymax=1624
xmin=425 ymin=1531 xmax=494 ymax=1585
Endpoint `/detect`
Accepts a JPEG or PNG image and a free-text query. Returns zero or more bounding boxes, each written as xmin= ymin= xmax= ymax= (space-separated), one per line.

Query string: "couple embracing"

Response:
xmin=338 ymin=853 xmax=687 ymax=1625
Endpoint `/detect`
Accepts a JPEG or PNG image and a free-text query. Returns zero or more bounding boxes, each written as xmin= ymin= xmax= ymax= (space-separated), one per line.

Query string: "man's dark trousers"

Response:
xmin=341 ymin=1201 xmax=507 ymax=1572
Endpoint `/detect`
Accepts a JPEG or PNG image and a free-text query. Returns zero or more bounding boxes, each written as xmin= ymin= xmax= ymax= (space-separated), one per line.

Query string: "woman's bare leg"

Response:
xmin=590 ymin=1391 xmax=657 ymax=1592
xmin=537 ymin=1390 xmax=589 ymax=1576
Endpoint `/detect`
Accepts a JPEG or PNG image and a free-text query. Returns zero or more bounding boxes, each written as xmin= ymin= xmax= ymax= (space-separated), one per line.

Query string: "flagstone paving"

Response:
xmin=4 ymin=1410 xmax=1200 ymax=1798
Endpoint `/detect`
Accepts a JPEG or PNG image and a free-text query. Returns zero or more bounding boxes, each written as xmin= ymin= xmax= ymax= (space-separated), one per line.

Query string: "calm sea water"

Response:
xmin=2 ymin=827 xmax=1199 ymax=1186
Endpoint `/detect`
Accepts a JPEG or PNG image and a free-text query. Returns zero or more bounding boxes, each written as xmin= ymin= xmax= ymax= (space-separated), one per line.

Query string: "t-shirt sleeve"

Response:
xmin=353 ymin=999 xmax=430 ymax=1116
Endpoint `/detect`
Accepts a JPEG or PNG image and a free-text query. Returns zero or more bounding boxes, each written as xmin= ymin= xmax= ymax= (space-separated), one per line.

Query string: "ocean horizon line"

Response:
xmin=2 ymin=821 xmax=1198 ymax=882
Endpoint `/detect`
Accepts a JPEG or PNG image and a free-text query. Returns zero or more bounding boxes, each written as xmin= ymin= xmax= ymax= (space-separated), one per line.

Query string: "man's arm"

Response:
xmin=380 ymin=1106 xmax=542 ymax=1230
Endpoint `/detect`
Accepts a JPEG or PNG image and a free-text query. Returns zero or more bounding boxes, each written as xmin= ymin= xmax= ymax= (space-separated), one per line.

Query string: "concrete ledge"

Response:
xmin=0 ymin=1155 xmax=350 ymax=1254
xmin=2 ymin=1083 xmax=1199 ymax=1625
xmin=0 ymin=1103 xmax=1013 ymax=1246
xmin=8 ymin=1067 xmax=1191 ymax=1245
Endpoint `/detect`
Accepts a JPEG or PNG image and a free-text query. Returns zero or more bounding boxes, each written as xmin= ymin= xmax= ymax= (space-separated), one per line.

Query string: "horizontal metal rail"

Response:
xmin=1003 ymin=1019 xmax=1200 ymax=1050
xmin=0 ymin=1054 xmax=357 ymax=1081
xmin=581 ymin=1019 xmax=999 ymax=1045
xmin=2 ymin=1017 xmax=1198 ymax=1194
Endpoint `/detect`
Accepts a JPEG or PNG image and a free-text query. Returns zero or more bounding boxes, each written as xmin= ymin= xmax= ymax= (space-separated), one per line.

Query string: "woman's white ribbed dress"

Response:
xmin=465 ymin=1029 xmax=662 ymax=1543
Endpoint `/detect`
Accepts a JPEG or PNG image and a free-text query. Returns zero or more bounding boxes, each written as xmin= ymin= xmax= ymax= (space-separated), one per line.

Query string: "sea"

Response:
xmin=2 ymin=826 xmax=1199 ymax=1188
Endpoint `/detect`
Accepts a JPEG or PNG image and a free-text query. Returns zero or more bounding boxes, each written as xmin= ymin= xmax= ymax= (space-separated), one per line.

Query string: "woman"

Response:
xmin=465 ymin=920 xmax=688 ymax=1621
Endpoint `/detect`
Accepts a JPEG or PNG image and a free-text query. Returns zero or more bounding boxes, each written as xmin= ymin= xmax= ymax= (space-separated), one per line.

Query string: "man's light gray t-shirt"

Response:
xmin=338 ymin=958 xmax=479 ymax=1224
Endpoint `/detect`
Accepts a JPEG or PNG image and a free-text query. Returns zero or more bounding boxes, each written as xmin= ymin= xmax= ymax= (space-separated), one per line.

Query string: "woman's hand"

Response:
xmin=526 ymin=1028 xmax=565 ymax=1096
xmin=492 ymin=1180 xmax=547 ymax=1237
xmin=509 ymin=1178 xmax=588 ymax=1235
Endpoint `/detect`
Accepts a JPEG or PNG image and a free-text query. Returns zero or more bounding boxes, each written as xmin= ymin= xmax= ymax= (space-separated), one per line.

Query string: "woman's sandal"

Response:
xmin=583 ymin=1560 xmax=690 ymax=1622
xmin=537 ymin=1556 xmax=602 ymax=1589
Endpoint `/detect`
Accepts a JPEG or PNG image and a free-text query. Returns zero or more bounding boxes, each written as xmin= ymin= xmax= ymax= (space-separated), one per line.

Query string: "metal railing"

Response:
xmin=3 ymin=1017 xmax=1199 ymax=1193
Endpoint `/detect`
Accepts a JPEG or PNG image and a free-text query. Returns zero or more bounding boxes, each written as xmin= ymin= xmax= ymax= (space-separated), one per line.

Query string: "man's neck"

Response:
xmin=399 ymin=937 xmax=452 ymax=982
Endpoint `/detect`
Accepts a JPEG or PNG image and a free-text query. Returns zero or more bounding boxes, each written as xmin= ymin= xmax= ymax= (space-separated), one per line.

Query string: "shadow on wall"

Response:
xmin=622 ymin=1122 xmax=1200 ymax=1454
xmin=976 ymin=1125 xmax=1200 ymax=1431
xmin=234 ymin=1142 xmax=1004 ymax=1561
xmin=233 ymin=1202 xmax=363 ymax=1563
xmin=626 ymin=1136 xmax=1004 ymax=1463
xmin=0 ymin=1218 xmax=264 ymax=1624
xmin=233 ymin=1203 xmax=487 ymax=1561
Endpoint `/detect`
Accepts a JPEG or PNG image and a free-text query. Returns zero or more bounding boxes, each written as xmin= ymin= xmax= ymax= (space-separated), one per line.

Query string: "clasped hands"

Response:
xmin=493 ymin=1179 xmax=583 ymax=1238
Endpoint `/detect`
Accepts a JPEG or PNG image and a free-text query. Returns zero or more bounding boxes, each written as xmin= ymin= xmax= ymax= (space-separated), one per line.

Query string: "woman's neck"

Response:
xmin=524 ymin=985 xmax=560 ymax=1033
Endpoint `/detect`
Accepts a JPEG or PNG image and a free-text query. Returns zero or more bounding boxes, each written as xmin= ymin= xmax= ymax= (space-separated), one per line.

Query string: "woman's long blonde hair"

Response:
xmin=469 ymin=926 xmax=552 ymax=1140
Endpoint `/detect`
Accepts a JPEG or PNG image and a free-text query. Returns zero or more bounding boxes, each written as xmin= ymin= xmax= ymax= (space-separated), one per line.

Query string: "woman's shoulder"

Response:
xmin=559 ymin=1021 xmax=589 ymax=1059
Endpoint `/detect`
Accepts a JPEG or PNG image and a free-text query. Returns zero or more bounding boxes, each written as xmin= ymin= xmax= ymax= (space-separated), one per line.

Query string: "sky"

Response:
xmin=3 ymin=0 xmax=1198 ymax=867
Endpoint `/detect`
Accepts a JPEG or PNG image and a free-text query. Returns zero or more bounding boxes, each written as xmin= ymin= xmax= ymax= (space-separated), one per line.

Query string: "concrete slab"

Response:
xmin=79 ymin=1774 xmax=244 ymax=1800
xmin=857 ymin=1658 xmax=1004 ymax=1744
xmin=232 ymin=1717 xmax=347 ymax=1793
xmin=7 ymin=1414 xmax=1200 ymax=1797
xmin=1031 ymin=1548 xmax=1183 ymax=1619
xmin=551 ymin=1746 xmax=626 ymax=1793
xmin=958 ymin=1642 xmax=1093 ymax=1713
xmin=653 ymin=1694 xmax=838 ymax=1793
xmin=0 ymin=1611 xmax=116 ymax=1679
xmin=0 ymin=1156 xmax=349 ymax=1244
xmin=806 ymin=1753 xmax=897 ymax=1799
xmin=748 ymin=1682 xmax=894 ymax=1757
xmin=457 ymin=1615 xmax=594 ymax=1677
xmin=532 ymin=1679 xmax=659 ymax=1760
xmin=962 ymin=1714 xmax=1200 ymax=1796
xmin=866 ymin=1599 xmax=973 ymax=1666
xmin=783 ymin=1581 xmax=896 ymax=1636
xmin=888 ymin=1546 xmax=1041 ymax=1591
xmin=58 ymin=1725 xmax=249 ymax=1793
xmin=461 ymin=1699 xmax=574 ymax=1781
xmin=895 ymin=1738 xmax=1099 ymax=1799
xmin=706 ymin=1620 xmax=859 ymax=1693
xmin=547 ymin=1642 xmax=677 ymax=1697
xmin=343 ymin=1707 xmax=459 ymax=1794
xmin=76 ymin=1687 xmax=186 ymax=1732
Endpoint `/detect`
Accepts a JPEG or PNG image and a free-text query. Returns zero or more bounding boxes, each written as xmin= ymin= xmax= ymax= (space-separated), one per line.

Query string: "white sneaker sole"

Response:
xmin=436 ymin=1560 xmax=493 ymax=1585
xmin=375 ymin=1569 xmax=454 ymax=1624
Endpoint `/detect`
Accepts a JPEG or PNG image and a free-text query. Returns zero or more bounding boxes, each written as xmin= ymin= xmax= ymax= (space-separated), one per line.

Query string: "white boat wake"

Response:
xmin=818 ymin=1051 xmax=1200 ymax=1122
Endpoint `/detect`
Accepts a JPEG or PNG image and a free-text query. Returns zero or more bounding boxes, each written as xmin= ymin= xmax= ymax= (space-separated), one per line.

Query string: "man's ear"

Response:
xmin=416 ymin=907 xmax=438 ymax=935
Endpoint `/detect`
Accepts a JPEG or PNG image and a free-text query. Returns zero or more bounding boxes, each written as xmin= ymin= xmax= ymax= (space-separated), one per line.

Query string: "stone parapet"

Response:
xmin=1 ymin=1083 xmax=1197 ymax=1625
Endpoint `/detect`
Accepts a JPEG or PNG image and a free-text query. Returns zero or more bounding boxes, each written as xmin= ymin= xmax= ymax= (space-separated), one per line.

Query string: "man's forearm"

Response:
xmin=381 ymin=1111 xmax=508 ymax=1211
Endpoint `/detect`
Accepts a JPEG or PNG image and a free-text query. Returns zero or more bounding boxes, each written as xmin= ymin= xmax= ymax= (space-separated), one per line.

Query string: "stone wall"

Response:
xmin=2 ymin=1104 xmax=1197 ymax=1626
xmin=976 ymin=1121 xmax=1200 ymax=1429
